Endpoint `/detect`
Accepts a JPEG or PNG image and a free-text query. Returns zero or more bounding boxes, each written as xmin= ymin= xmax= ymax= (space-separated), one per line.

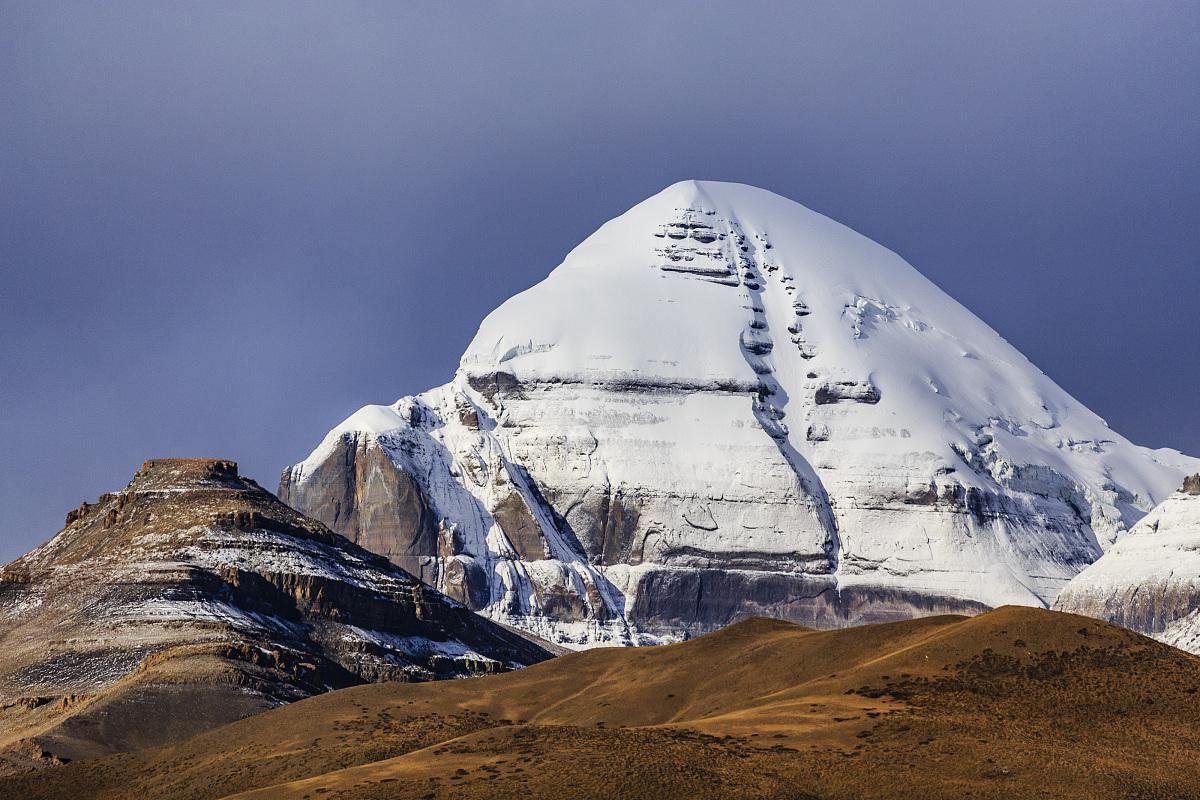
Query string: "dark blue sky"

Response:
xmin=2 ymin=2 xmax=1198 ymax=562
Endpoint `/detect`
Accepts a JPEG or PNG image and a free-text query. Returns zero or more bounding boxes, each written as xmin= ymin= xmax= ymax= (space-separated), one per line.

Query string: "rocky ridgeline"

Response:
xmin=0 ymin=458 xmax=553 ymax=770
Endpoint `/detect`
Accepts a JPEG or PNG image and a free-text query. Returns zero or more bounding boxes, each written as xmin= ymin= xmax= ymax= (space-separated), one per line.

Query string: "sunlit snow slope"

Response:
xmin=1055 ymin=475 xmax=1200 ymax=653
xmin=282 ymin=180 xmax=1198 ymax=647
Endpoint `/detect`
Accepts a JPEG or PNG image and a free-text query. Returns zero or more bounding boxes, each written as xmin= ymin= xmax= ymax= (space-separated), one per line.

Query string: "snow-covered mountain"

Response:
xmin=281 ymin=180 xmax=1199 ymax=647
xmin=1054 ymin=475 xmax=1200 ymax=653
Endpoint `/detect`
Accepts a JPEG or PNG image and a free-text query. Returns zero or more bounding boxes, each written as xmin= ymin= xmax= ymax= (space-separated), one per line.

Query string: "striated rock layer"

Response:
xmin=0 ymin=459 xmax=553 ymax=770
xmin=281 ymin=180 xmax=1199 ymax=647
xmin=1054 ymin=475 xmax=1200 ymax=653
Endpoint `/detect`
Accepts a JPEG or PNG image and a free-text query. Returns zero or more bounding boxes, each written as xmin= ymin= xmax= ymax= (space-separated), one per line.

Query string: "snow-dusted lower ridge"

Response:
xmin=281 ymin=180 xmax=1199 ymax=647
xmin=0 ymin=458 xmax=555 ymax=766
xmin=1054 ymin=476 xmax=1200 ymax=653
xmin=0 ymin=459 xmax=553 ymax=697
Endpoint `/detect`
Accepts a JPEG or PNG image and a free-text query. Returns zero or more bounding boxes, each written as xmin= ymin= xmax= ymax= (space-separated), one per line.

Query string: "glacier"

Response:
xmin=281 ymin=180 xmax=1199 ymax=647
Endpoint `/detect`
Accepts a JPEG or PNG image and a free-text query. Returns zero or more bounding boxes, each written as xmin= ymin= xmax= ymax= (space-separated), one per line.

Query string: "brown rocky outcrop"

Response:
xmin=278 ymin=436 xmax=441 ymax=582
xmin=0 ymin=458 xmax=554 ymax=769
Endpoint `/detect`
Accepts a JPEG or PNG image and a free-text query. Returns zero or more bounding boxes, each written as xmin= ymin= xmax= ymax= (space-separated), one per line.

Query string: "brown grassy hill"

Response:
xmin=7 ymin=605 xmax=1200 ymax=800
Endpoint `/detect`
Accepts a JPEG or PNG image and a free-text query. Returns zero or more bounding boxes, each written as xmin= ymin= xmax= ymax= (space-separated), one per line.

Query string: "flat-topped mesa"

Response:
xmin=132 ymin=458 xmax=242 ymax=490
xmin=58 ymin=459 xmax=266 ymax=537
xmin=1184 ymin=474 xmax=1200 ymax=496
xmin=139 ymin=457 xmax=238 ymax=476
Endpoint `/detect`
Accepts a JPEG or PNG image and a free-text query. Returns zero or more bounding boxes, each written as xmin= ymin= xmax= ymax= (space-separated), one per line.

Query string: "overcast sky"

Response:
xmin=2 ymin=1 xmax=1198 ymax=562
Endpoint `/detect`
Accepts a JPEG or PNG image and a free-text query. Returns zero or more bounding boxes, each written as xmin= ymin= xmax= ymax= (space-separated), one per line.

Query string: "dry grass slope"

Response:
xmin=7 ymin=606 xmax=1200 ymax=800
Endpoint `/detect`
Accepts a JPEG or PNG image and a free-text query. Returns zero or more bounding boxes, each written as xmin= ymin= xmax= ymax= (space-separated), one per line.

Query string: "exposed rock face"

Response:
xmin=1054 ymin=476 xmax=1200 ymax=653
xmin=281 ymin=180 xmax=1199 ymax=647
xmin=0 ymin=459 xmax=553 ymax=769
xmin=277 ymin=436 xmax=441 ymax=581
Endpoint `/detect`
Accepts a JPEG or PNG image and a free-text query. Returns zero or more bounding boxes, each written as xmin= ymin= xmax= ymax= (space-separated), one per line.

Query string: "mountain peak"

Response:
xmin=653 ymin=178 xmax=812 ymax=207
xmin=283 ymin=182 xmax=1200 ymax=647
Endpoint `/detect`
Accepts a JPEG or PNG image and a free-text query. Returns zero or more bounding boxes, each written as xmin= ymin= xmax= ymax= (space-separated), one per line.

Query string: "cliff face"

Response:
xmin=1054 ymin=475 xmax=1200 ymax=653
xmin=277 ymin=437 xmax=441 ymax=582
xmin=0 ymin=459 xmax=554 ymax=770
xmin=282 ymin=181 xmax=1199 ymax=648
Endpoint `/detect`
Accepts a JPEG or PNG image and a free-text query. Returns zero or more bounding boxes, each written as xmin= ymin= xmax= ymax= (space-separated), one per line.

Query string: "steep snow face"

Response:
xmin=1054 ymin=477 xmax=1200 ymax=653
xmin=282 ymin=180 xmax=1199 ymax=647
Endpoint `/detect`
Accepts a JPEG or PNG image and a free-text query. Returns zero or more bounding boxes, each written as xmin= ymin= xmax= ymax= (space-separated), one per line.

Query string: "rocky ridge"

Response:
xmin=0 ymin=458 xmax=553 ymax=771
